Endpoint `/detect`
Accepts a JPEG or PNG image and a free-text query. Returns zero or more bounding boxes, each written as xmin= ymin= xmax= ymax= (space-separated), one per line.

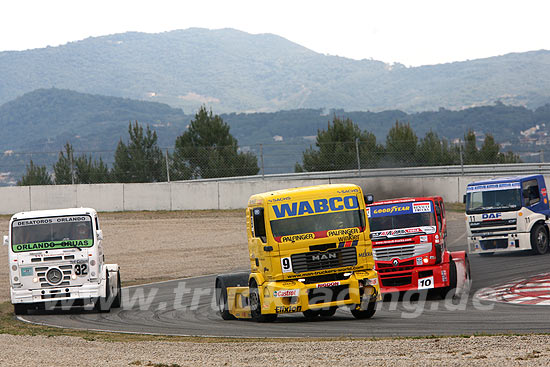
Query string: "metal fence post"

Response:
xmin=459 ymin=144 xmax=464 ymax=175
xmin=70 ymin=153 xmax=75 ymax=184
xmin=355 ymin=138 xmax=361 ymax=177
xmin=260 ymin=144 xmax=265 ymax=179
xmin=165 ymin=149 xmax=170 ymax=183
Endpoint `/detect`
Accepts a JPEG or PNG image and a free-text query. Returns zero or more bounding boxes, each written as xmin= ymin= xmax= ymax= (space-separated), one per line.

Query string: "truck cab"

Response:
xmin=367 ymin=197 xmax=469 ymax=296
xmin=216 ymin=184 xmax=380 ymax=321
xmin=465 ymin=175 xmax=550 ymax=255
xmin=4 ymin=208 xmax=121 ymax=314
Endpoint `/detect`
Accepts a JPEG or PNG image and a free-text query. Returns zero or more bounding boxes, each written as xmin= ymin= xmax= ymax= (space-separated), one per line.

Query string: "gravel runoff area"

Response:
xmin=2 ymin=334 xmax=550 ymax=366
xmin=0 ymin=209 xmax=548 ymax=366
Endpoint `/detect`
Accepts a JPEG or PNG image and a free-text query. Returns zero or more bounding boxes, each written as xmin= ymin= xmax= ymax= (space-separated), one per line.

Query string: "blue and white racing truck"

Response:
xmin=465 ymin=174 xmax=550 ymax=255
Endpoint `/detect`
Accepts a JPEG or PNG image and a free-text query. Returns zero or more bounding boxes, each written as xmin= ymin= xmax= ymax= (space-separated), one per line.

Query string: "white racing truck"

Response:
xmin=4 ymin=208 xmax=121 ymax=315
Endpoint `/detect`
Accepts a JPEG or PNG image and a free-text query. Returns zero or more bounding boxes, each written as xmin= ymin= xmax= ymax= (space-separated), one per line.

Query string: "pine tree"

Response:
xmin=112 ymin=121 xmax=165 ymax=183
xmin=385 ymin=120 xmax=418 ymax=166
xmin=172 ymin=106 xmax=259 ymax=179
xmin=17 ymin=160 xmax=53 ymax=186
xmin=297 ymin=116 xmax=382 ymax=172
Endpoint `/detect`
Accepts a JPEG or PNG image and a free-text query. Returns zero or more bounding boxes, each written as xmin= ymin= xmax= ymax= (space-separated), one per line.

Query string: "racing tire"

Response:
xmin=215 ymin=273 xmax=249 ymax=320
xmin=319 ymin=307 xmax=338 ymax=317
xmin=249 ymin=279 xmax=277 ymax=323
xmin=351 ymin=301 xmax=376 ymax=319
xmin=95 ymin=277 xmax=111 ymax=313
xmin=14 ymin=304 xmax=28 ymax=316
xmin=111 ymin=271 xmax=122 ymax=309
xmin=530 ymin=224 xmax=549 ymax=255
xmin=439 ymin=259 xmax=457 ymax=299
xmin=216 ymin=277 xmax=236 ymax=320
xmin=303 ymin=309 xmax=321 ymax=320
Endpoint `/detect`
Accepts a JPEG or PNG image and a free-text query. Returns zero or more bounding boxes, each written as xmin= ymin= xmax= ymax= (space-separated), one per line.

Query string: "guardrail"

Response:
xmin=183 ymin=163 xmax=550 ymax=183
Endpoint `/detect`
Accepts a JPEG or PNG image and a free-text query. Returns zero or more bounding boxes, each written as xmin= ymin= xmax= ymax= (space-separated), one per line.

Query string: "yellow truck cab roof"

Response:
xmin=248 ymin=184 xmax=361 ymax=207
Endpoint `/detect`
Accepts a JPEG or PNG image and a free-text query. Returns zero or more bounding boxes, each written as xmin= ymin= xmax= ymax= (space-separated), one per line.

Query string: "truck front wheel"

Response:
xmin=249 ymin=280 xmax=277 ymax=323
xmin=351 ymin=301 xmax=376 ymax=319
xmin=14 ymin=304 xmax=29 ymax=315
xmin=530 ymin=224 xmax=549 ymax=255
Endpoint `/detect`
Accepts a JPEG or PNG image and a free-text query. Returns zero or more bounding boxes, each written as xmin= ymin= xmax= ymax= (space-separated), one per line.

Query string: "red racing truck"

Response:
xmin=367 ymin=197 xmax=470 ymax=297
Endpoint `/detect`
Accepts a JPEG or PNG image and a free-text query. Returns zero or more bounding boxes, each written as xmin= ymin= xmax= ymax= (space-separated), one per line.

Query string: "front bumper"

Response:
xmin=11 ymin=283 xmax=102 ymax=305
xmin=227 ymin=270 xmax=380 ymax=318
xmin=377 ymin=262 xmax=450 ymax=293
xmin=468 ymin=232 xmax=531 ymax=254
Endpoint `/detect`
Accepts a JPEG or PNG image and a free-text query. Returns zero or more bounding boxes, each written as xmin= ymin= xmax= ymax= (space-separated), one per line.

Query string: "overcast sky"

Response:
xmin=1 ymin=0 xmax=549 ymax=67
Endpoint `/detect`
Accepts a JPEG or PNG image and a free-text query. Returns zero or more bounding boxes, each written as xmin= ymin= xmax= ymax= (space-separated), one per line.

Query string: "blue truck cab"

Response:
xmin=465 ymin=174 xmax=550 ymax=255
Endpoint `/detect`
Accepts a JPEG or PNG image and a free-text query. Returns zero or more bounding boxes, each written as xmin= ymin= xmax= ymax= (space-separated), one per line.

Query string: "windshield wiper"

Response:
xmin=61 ymin=238 xmax=82 ymax=251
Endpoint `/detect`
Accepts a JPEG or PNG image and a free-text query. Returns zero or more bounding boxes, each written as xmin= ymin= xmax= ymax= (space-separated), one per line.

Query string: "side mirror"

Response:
xmin=365 ymin=193 xmax=374 ymax=205
xmin=96 ymin=230 xmax=104 ymax=241
xmin=3 ymin=235 xmax=8 ymax=246
xmin=462 ymin=194 xmax=466 ymax=204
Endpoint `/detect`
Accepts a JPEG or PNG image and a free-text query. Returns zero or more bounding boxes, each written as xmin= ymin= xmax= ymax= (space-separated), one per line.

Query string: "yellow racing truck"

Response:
xmin=215 ymin=184 xmax=380 ymax=322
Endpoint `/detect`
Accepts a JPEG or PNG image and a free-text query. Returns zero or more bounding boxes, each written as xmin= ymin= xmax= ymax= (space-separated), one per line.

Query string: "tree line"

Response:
xmin=18 ymin=112 xmax=520 ymax=185
xmin=18 ymin=107 xmax=259 ymax=185
xmin=295 ymin=117 xmax=520 ymax=172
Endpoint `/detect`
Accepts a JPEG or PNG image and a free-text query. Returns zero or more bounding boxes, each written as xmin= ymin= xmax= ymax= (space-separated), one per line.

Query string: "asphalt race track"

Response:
xmin=19 ymin=214 xmax=550 ymax=337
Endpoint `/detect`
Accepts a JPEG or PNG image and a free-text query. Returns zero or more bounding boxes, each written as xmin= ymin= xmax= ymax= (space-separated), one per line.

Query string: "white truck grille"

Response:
xmin=373 ymin=243 xmax=432 ymax=261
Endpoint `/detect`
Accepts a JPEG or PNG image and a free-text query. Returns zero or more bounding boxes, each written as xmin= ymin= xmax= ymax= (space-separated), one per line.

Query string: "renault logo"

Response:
xmin=392 ymin=259 xmax=399 ymax=267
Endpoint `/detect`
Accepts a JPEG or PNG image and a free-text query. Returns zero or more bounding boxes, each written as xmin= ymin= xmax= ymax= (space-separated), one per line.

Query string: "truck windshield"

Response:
xmin=466 ymin=189 xmax=522 ymax=214
xmin=11 ymin=215 xmax=94 ymax=253
xmin=369 ymin=212 xmax=435 ymax=232
xmin=270 ymin=210 xmax=364 ymax=238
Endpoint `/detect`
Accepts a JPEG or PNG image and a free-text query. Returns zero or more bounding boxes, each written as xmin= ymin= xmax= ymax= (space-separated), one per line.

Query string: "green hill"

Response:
xmin=1 ymin=28 xmax=549 ymax=113
xmin=1 ymin=88 xmax=550 ymax=185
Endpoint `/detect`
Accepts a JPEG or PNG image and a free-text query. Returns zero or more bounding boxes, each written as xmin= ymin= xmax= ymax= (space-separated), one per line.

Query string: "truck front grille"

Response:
xmin=291 ymin=247 xmax=357 ymax=273
xmin=373 ymin=243 xmax=432 ymax=261
xmin=469 ymin=219 xmax=517 ymax=236
xmin=380 ymin=275 xmax=412 ymax=287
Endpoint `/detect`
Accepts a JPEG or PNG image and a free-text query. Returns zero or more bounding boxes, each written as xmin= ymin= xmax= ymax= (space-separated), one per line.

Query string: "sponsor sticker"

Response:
xmin=13 ymin=216 xmax=91 ymax=227
xmin=271 ymin=195 xmax=359 ymax=219
xmin=20 ymin=267 xmax=33 ymax=277
xmin=273 ymin=289 xmax=299 ymax=297
xmin=13 ymin=239 xmax=93 ymax=253
xmin=366 ymin=207 xmax=371 ymax=218
xmin=327 ymin=228 xmax=359 ymax=237
xmin=466 ymin=182 xmax=521 ymax=192
xmin=281 ymin=233 xmax=314 ymax=242
xmin=275 ymin=305 xmax=302 ymax=313
xmin=420 ymin=235 xmax=428 ymax=242
xmin=416 ymin=257 xmax=423 ymax=266
xmin=316 ymin=281 xmax=341 ymax=288
xmin=412 ymin=202 xmax=431 ymax=213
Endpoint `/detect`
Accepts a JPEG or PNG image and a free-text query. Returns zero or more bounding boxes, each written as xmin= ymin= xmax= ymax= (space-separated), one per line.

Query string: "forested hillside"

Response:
xmin=1 ymin=28 xmax=549 ymax=113
xmin=1 ymin=88 xmax=550 ymax=185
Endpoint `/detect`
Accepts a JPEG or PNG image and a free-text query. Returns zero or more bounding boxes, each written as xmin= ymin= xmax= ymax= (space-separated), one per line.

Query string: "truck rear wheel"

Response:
xmin=14 ymin=304 xmax=29 ymax=316
xmin=95 ymin=276 xmax=111 ymax=313
xmin=215 ymin=273 xmax=249 ymax=320
xmin=530 ymin=224 xmax=549 ymax=255
xmin=351 ymin=301 xmax=376 ymax=319
xmin=216 ymin=277 xmax=235 ymax=320
xmin=249 ymin=279 xmax=277 ymax=323
xmin=111 ymin=271 xmax=122 ymax=308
